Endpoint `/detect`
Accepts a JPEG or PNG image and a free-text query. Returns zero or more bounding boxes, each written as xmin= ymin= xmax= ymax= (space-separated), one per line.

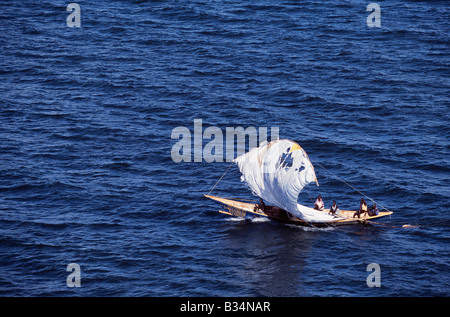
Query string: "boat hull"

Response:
xmin=204 ymin=194 xmax=393 ymax=227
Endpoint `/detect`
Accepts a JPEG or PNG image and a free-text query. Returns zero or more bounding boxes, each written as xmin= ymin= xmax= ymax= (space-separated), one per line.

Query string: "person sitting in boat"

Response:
xmin=353 ymin=198 xmax=367 ymax=218
xmin=254 ymin=198 xmax=266 ymax=212
xmin=368 ymin=203 xmax=379 ymax=217
xmin=328 ymin=201 xmax=340 ymax=216
xmin=314 ymin=195 xmax=324 ymax=211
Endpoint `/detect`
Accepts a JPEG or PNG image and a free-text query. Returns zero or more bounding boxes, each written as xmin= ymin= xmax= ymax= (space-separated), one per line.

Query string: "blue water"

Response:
xmin=0 ymin=0 xmax=449 ymax=297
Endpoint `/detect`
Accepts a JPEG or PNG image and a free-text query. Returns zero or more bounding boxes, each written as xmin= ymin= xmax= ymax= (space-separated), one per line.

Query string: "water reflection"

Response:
xmin=220 ymin=219 xmax=327 ymax=296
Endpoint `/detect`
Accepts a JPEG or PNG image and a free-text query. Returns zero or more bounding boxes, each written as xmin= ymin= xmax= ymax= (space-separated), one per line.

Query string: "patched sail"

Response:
xmin=234 ymin=139 xmax=338 ymax=222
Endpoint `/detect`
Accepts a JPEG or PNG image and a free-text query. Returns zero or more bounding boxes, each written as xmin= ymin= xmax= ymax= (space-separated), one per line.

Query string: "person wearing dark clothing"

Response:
xmin=255 ymin=198 xmax=265 ymax=212
xmin=368 ymin=204 xmax=379 ymax=217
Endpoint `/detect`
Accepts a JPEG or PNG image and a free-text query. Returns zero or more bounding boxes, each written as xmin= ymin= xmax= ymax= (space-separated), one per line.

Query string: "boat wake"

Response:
xmin=284 ymin=223 xmax=336 ymax=232
xmin=225 ymin=216 xmax=270 ymax=223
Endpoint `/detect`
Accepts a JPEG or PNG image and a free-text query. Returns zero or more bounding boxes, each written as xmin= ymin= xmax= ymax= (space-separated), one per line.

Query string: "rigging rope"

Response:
xmin=207 ymin=162 xmax=234 ymax=196
xmin=313 ymin=160 xmax=394 ymax=214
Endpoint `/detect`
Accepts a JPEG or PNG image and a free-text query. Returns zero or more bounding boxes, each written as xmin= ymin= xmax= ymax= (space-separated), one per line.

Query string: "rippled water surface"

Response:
xmin=0 ymin=0 xmax=448 ymax=296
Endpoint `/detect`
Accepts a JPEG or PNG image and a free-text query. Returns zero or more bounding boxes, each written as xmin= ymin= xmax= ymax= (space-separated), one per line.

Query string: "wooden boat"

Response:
xmin=205 ymin=139 xmax=394 ymax=228
xmin=205 ymin=194 xmax=393 ymax=228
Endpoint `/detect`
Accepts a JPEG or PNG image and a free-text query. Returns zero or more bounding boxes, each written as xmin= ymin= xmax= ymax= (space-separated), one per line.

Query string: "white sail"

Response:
xmin=234 ymin=139 xmax=339 ymax=222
